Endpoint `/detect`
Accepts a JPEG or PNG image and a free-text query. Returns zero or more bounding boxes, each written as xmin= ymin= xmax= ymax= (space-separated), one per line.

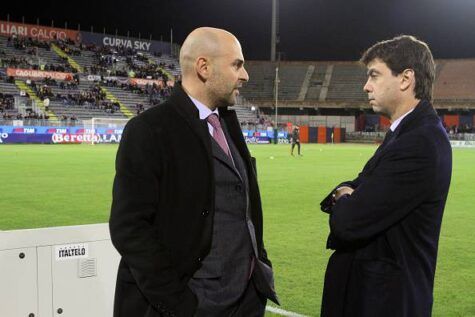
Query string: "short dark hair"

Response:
xmin=360 ymin=35 xmax=435 ymax=101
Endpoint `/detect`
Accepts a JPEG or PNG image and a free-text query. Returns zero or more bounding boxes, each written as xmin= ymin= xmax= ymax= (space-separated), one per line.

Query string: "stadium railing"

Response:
xmin=0 ymin=118 xmax=82 ymax=127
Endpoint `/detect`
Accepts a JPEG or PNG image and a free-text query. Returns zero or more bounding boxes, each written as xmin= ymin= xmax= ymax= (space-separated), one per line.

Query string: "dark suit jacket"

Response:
xmin=109 ymin=84 xmax=275 ymax=317
xmin=320 ymin=100 xmax=452 ymax=317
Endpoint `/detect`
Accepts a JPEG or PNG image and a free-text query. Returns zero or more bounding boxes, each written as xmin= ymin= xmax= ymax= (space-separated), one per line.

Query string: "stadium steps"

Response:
xmin=319 ymin=65 xmax=334 ymax=101
xmin=239 ymin=62 xmax=275 ymax=100
xmin=15 ymin=80 xmax=58 ymax=120
xmin=326 ymin=64 xmax=367 ymax=101
xmin=104 ymin=85 xmax=151 ymax=111
xmin=142 ymin=54 xmax=175 ymax=81
xmin=306 ymin=65 xmax=327 ymax=100
xmin=99 ymin=86 xmax=135 ymax=118
xmin=232 ymin=104 xmax=257 ymax=123
xmin=47 ymin=82 xmax=127 ymax=120
xmin=48 ymin=101 xmax=128 ymax=120
xmin=50 ymin=43 xmax=84 ymax=73
xmin=277 ymin=65 xmax=308 ymax=100
xmin=144 ymin=52 xmax=181 ymax=79
xmin=298 ymin=65 xmax=315 ymax=101
xmin=0 ymin=37 xmax=65 ymax=67
xmin=69 ymin=50 xmax=96 ymax=70
xmin=0 ymin=81 xmax=22 ymax=95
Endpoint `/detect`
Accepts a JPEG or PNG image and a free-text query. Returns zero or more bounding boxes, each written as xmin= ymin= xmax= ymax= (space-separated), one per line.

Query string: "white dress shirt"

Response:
xmin=390 ymin=108 xmax=415 ymax=132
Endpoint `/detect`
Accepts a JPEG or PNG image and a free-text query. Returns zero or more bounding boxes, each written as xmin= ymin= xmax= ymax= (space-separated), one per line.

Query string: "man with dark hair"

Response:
xmin=110 ymin=27 xmax=278 ymax=317
xmin=320 ymin=35 xmax=452 ymax=317
xmin=290 ymin=126 xmax=302 ymax=156
xmin=360 ymin=35 xmax=435 ymax=103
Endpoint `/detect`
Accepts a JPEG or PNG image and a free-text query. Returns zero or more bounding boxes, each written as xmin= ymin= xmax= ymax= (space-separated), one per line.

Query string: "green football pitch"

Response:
xmin=1 ymin=144 xmax=474 ymax=316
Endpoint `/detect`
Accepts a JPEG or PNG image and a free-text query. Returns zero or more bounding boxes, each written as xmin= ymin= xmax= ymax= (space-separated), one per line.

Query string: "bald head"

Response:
xmin=179 ymin=27 xmax=249 ymax=109
xmin=179 ymin=27 xmax=240 ymax=77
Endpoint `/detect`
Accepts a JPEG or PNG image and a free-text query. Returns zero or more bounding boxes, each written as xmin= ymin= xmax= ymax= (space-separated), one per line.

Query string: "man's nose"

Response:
xmin=363 ymin=79 xmax=371 ymax=93
xmin=240 ymin=67 xmax=249 ymax=82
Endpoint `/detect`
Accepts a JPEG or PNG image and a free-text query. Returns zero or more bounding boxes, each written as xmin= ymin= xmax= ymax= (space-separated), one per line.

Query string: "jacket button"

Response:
xmin=197 ymin=257 xmax=202 ymax=262
xmin=201 ymin=210 xmax=209 ymax=217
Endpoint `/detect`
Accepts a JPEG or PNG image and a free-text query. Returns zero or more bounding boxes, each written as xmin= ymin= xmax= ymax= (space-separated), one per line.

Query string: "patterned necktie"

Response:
xmin=207 ymin=114 xmax=232 ymax=158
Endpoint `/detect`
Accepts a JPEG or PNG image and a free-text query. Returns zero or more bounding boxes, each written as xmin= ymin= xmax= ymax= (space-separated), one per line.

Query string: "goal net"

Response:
xmin=82 ymin=117 xmax=130 ymax=144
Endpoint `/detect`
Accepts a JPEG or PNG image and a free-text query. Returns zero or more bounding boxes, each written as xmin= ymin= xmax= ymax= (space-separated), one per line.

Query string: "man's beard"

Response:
xmin=213 ymin=91 xmax=235 ymax=108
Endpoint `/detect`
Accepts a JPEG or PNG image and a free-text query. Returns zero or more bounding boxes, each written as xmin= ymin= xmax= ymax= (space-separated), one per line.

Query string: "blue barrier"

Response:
xmin=0 ymin=126 xmax=287 ymax=144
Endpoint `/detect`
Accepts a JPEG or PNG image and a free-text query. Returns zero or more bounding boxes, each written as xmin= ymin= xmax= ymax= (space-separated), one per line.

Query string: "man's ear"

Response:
xmin=196 ymin=56 xmax=211 ymax=81
xmin=400 ymin=68 xmax=415 ymax=92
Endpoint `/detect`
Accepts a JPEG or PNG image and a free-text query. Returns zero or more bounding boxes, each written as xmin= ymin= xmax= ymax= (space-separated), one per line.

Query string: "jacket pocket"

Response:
xmin=192 ymin=259 xmax=222 ymax=278
xmin=350 ymin=259 xmax=403 ymax=315
xmin=253 ymin=259 xmax=280 ymax=304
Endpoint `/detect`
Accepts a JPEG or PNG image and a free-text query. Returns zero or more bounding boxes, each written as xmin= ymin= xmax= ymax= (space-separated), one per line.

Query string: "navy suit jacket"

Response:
xmin=320 ymin=100 xmax=452 ymax=317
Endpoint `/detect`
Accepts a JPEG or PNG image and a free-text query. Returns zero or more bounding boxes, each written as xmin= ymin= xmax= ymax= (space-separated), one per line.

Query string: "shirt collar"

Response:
xmin=188 ymin=95 xmax=219 ymax=120
xmin=390 ymin=108 xmax=414 ymax=132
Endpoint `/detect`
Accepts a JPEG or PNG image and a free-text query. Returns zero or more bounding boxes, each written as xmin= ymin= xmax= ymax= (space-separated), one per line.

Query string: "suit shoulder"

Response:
xmin=132 ymin=101 xmax=177 ymax=126
xmin=416 ymin=118 xmax=449 ymax=144
xmin=399 ymin=120 xmax=450 ymax=157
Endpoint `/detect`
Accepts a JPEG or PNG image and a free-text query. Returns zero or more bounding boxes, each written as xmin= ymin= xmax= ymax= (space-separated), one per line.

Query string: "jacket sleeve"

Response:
xmin=329 ymin=134 xmax=437 ymax=247
xmin=321 ymin=139 xmax=399 ymax=214
xmin=109 ymin=117 xmax=197 ymax=316
xmin=320 ymin=180 xmax=358 ymax=214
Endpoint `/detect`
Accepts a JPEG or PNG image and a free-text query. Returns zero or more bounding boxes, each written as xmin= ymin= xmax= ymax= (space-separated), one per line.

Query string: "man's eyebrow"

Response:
xmin=367 ymin=68 xmax=380 ymax=76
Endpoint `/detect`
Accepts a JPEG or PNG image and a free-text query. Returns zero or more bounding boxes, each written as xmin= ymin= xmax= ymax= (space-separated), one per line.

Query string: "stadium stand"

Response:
xmin=0 ymin=30 xmax=258 ymax=127
xmin=236 ymin=59 xmax=475 ymax=134
xmin=238 ymin=61 xmax=275 ymax=100
xmin=325 ymin=63 xmax=367 ymax=101
xmin=0 ymin=20 xmax=473 ymax=134
xmin=240 ymin=60 xmax=475 ymax=106
xmin=434 ymin=59 xmax=475 ymax=102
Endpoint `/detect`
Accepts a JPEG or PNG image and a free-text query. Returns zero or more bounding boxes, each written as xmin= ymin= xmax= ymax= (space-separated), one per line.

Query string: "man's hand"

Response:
xmin=333 ymin=186 xmax=354 ymax=202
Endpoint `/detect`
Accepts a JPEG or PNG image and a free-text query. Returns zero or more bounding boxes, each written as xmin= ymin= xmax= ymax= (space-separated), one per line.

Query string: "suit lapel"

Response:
xmin=168 ymin=85 xmax=252 ymax=182
xmin=363 ymin=100 xmax=437 ymax=173
xmin=395 ymin=100 xmax=436 ymax=136
xmin=169 ymin=85 xmax=213 ymax=159
xmin=220 ymin=108 xmax=251 ymax=163
xmin=210 ymin=136 xmax=243 ymax=180
xmin=377 ymin=100 xmax=435 ymax=155
xmin=222 ymin=121 xmax=247 ymax=183
xmin=219 ymin=108 xmax=256 ymax=182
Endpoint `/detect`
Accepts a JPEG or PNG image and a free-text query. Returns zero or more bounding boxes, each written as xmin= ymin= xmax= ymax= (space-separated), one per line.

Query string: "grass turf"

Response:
xmin=0 ymin=143 xmax=474 ymax=316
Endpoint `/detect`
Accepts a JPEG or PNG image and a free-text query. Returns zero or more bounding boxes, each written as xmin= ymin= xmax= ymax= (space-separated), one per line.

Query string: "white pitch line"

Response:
xmin=265 ymin=305 xmax=310 ymax=317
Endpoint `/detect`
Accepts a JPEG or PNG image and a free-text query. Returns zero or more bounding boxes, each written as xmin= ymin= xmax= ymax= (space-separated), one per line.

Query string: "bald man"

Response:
xmin=110 ymin=27 xmax=279 ymax=317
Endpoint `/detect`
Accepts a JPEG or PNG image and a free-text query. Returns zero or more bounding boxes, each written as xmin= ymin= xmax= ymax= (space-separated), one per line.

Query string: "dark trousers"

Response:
xmin=113 ymin=276 xmax=266 ymax=317
xmin=194 ymin=278 xmax=267 ymax=317
xmin=291 ymin=142 xmax=301 ymax=154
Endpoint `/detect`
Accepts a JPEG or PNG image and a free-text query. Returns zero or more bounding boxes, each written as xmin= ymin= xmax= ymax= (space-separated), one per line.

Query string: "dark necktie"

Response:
xmin=382 ymin=129 xmax=394 ymax=147
xmin=207 ymin=114 xmax=232 ymax=158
